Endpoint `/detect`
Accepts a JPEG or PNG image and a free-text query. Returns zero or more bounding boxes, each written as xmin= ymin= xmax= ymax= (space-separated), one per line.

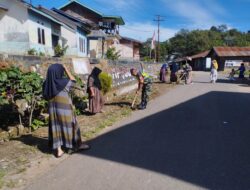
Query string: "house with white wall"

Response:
xmin=0 ymin=0 xmax=90 ymax=57
xmin=117 ymin=37 xmax=142 ymax=61
xmin=38 ymin=6 xmax=90 ymax=57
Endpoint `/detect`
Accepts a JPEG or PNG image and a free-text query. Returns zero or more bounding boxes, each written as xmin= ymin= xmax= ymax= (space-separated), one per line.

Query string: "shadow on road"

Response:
xmin=217 ymin=78 xmax=250 ymax=85
xmin=80 ymin=91 xmax=250 ymax=190
xmin=105 ymin=102 xmax=131 ymax=108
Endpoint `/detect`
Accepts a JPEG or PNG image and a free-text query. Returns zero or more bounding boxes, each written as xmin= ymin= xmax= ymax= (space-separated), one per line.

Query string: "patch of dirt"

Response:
xmin=0 ymin=81 xmax=173 ymax=190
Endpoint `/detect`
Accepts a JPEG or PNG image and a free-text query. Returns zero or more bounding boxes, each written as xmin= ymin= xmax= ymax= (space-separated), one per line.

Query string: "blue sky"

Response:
xmin=30 ymin=0 xmax=250 ymax=42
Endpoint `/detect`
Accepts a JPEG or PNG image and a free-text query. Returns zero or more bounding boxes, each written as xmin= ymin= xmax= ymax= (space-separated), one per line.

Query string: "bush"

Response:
xmin=54 ymin=44 xmax=68 ymax=57
xmin=106 ymin=47 xmax=120 ymax=61
xmin=0 ymin=67 xmax=46 ymax=132
xmin=27 ymin=48 xmax=37 ymax=56
xmin=99 ymin=72 xmax=112 ymax=94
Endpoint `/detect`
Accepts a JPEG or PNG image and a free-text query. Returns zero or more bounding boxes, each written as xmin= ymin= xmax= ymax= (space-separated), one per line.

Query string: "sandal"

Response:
xmin=55 ymin=152 xmax=65 ymax=158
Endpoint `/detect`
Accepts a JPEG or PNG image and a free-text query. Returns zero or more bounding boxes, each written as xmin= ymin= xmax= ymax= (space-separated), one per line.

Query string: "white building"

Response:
xmin=0 ymin=0 xmax=89 ymax=57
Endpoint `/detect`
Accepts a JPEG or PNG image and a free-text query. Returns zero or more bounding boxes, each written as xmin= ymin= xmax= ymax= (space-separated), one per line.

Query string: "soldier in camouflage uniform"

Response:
xmin=130 ymin=68 xmax=153 ymax=110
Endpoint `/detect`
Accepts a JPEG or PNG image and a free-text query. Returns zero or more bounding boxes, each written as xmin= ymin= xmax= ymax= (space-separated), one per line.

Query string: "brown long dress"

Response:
xmin=87 ymin=75 xmax=104 ymax=114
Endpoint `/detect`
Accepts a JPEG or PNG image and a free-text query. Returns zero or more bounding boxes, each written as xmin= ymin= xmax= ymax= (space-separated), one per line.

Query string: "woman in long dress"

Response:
xmin=159 ymin=63 xmax=167 ymax=82
xmin=87 ymin=67 xmax=104 ymax=114
xmin=210 ymin=60 xmax=218 ymax=83
xmin=43 ymin=64 xmax=89 ymax=158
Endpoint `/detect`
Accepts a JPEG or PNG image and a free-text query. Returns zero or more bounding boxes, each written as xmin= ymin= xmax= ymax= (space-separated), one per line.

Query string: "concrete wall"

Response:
xmin=117 ymin=42 xmax=134 ymax=60
xmin=61 ymin=26 xmax=78 ymax=57
xmin=27 ymin=10 xmax=54 ymax=55
xmin=0 ymin=0 xmax=30 ymax=54
xmin=0 ymin=54 xmax=161 ymax=95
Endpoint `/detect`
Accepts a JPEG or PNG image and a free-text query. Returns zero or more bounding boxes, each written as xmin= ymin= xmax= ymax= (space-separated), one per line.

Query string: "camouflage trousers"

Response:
xmin=141 ymin=79 xmax=152 ymax=106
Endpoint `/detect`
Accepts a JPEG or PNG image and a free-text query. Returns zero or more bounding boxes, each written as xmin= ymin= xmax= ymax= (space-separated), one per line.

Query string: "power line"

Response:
xmin=153 ymin=15 xmax=165 ymax=62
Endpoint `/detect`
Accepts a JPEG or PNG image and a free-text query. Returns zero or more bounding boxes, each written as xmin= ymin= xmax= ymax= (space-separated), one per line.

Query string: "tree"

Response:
xmin=106 ymin=47 xmax=120 ymax=61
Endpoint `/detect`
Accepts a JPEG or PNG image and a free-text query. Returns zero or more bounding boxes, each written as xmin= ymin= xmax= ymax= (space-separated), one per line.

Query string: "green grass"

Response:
xmin=83 ymin=107 xmax=132 ymax=140
xmin=0 ymin=169 xmax=6 ymax=189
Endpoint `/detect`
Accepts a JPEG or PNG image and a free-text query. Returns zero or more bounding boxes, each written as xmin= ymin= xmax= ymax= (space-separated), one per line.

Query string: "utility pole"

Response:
xmin=153 ymin=15 xmax=165 ymax=62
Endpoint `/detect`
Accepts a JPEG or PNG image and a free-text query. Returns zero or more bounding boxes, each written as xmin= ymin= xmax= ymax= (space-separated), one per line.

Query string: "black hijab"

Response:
xmin=42 ymin=64 xmax=69 ymax=100
xmin=88 ymin=67 xmax=102 ymax=89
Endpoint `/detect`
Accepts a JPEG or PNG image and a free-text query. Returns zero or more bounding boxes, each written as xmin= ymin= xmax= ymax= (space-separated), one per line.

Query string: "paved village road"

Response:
xmin=26 ymin=72 xmax=250 ymax=190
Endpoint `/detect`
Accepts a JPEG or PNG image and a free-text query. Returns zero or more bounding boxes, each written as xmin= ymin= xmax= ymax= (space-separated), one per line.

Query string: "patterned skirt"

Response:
xmin=48 ymin=92 xmax=82 ymax=150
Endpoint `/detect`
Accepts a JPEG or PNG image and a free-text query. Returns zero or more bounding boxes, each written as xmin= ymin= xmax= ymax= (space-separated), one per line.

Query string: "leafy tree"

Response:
xmin=106 ymin=47 xmax=120 ymax=61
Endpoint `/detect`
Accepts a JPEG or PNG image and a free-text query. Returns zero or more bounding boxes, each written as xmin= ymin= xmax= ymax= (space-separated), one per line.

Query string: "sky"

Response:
xmin=30 ymin=0 xmax=250 ymax=42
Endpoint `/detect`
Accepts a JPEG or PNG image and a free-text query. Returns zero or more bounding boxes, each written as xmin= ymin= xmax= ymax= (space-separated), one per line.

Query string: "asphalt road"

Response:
xmin=26 ymin=72 xmax=250 ymax=190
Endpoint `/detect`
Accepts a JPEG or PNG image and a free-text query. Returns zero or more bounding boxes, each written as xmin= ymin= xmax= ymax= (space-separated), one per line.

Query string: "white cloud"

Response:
xmin=120 ymin=22 xmax=178 ymax=42
xmin=161 ymin=0 xmax=227 ymax=29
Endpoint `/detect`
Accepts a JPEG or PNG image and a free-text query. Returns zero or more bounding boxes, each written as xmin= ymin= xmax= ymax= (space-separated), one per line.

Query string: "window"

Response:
xmin=79 ymin=37 xmax=85 ymax=53
xmin=38 ymin=28 xmax=45 ymax=45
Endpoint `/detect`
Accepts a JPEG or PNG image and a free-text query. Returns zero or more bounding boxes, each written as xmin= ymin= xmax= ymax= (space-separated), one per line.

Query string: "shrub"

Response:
xmin=99 ymin=72 xmax=112 ymax=94
xmin=54 ymin=44 xmax=68 ymax=57
xmin=0 ymin=67 xmax=46 ymax=132
xmin=27 ymin=48 xmax=37 ymax=56
xmin=39 ymin=52 xmax=45 ymax=57
xmin=106 ymin=47 xmax=120 ymax=61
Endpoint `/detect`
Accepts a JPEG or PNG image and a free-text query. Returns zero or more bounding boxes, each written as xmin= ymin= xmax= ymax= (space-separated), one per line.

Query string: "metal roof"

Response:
xmin=18 ymin=1 xmax=63 ymax=26
xmin=0 ymin=4 xmax=8 ymax=11
xmin=213 ymin=47 xmax=250 ymax=57
xmin=38 ymin=6 xmax=79 ymax=31
xmin=58 ymin=0 xmax=125 ymax=25
xmin=52 ymin=8 xmax=95 ymax=28
xmin=121 ymin=36 xmax=142 ymax=44
xmin=59 ymin=0 xmax=103 ymax=16
xmin=191 ymin=50 xmax=210 ymax=59
xmin=103 ymin=15 xmax=125 ymax=25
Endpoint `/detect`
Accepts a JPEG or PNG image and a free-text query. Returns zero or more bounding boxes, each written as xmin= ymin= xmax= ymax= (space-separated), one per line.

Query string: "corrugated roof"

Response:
xmin=0 ymin=4 xmax=8 ymax=11
xmin=191 ymin=50 xmax=210 ymax=59
xmin=59 ymin=0 xmax=103 ymax=16
xmin=121 ymin=36 xmax=142 ymax=44
xmin=103 ymin=15 xmax=125 ymax=25
xmin=58 ymin=0 xmax=125 ymax=25
xmin=18 ymin=1 xmax=63 ymax=26
xmin=213 ymin=47 xmax=250 ymax=57
xmin=38 ymin=6 xmax=79 ymax=31
xmin=52 ymin=8 xmax=96 ymax=28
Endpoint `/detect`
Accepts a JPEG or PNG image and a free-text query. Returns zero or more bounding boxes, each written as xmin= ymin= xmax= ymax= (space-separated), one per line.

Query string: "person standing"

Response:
xmin=159 ymin=63 xmax=168 ymax=83
xmin=130 ymin=68 xmax=152 ymax=110
xmin=183 ymin=63 xmax=193 ymax=84
xmin=238 ymin=63 xmax=246 ymax=79
xmin=210 ymin=60 xmax=218 ymax=83
xmin=87 ymin=67 xmax=104 ymax=114
xmin=43 ymin=64 xmax=90 ymax=158
xmin=170 ymin=62 xmax=178 ymax=82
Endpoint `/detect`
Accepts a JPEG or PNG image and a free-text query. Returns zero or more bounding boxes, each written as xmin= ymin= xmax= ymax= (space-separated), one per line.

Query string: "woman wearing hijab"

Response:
xmin=159 ymin=63 xmax=167 ymax=82
xmin=87 ymin=67 xmax=104 ymax=114
xmin=238 ymin=63 xmax=246 ymax=79
xmin=43 ymin=64 xmax=89 ymax=158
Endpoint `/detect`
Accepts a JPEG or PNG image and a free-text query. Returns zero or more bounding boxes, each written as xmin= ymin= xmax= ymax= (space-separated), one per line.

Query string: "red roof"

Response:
xmin=191 ymin=50 xmax=210 ymax=59
xmin=213 ymin=47 xmax=250 ymax=57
